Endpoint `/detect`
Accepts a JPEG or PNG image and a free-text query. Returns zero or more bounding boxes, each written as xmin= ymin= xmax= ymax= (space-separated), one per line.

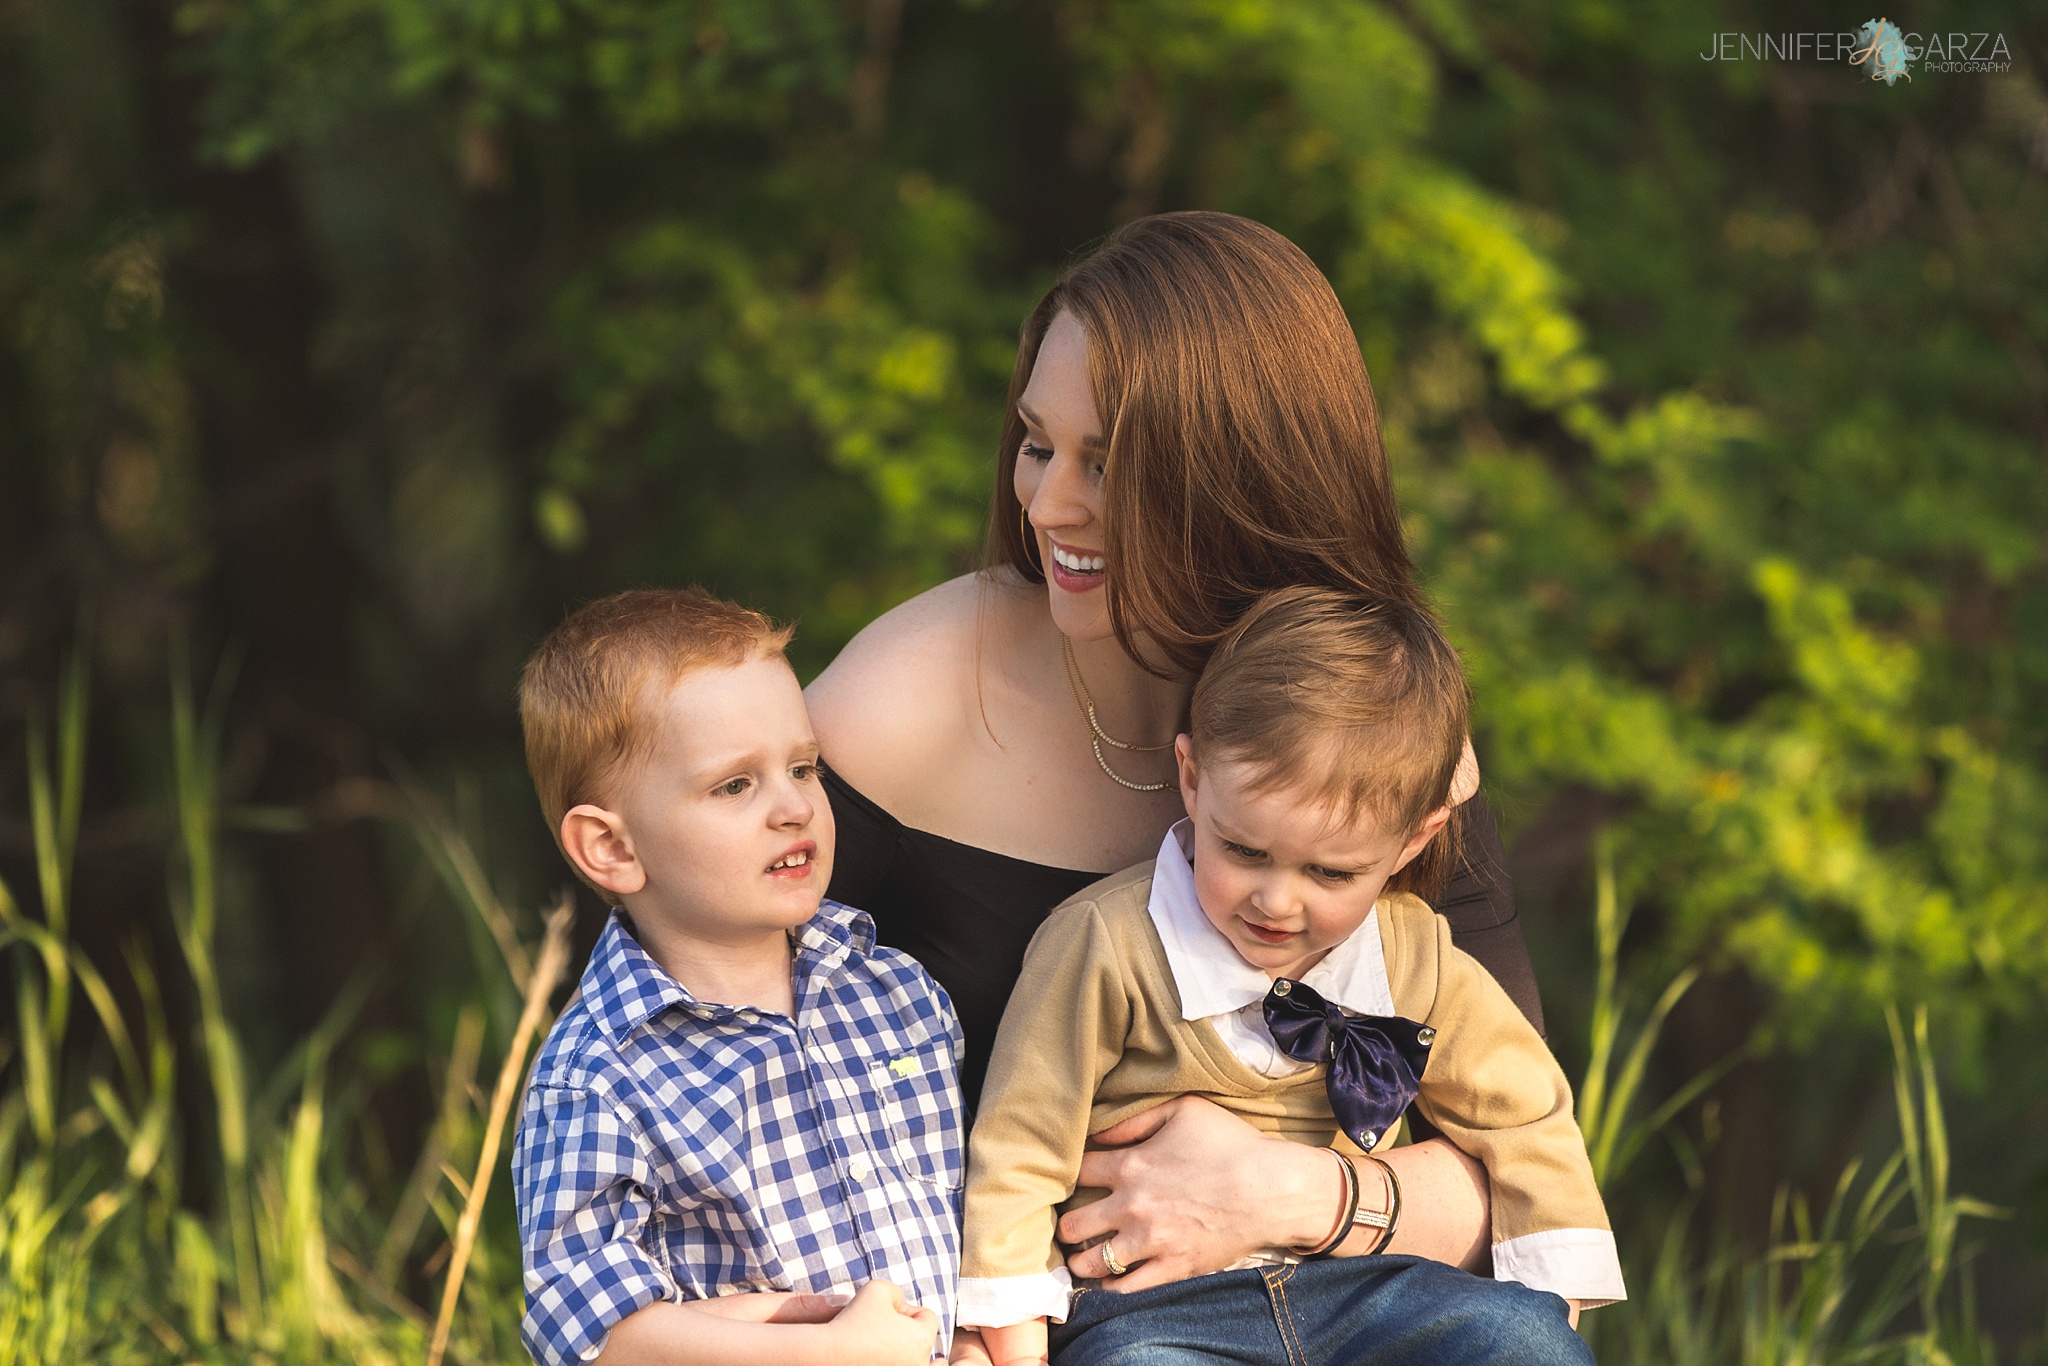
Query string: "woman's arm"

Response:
xmin=1437 ymin=792 xmax=1544 ymax=1035
xmin=1052 ymin=1096 xmax=1490 ymax=1290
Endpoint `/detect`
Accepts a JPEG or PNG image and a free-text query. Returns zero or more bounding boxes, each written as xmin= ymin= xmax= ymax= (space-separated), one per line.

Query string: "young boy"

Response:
xmin=954 ymin=586 xmax=1625 ymax=1366
xmin=511 ymin=588 xmax=963 ymax=1366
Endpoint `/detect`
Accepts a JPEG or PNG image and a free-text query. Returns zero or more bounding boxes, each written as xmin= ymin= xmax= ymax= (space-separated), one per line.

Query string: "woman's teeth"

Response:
xmin=768 ymin=851 xmax=810 ymax=871
xmin=1052 ymin=546 xmax=1105 ymax=573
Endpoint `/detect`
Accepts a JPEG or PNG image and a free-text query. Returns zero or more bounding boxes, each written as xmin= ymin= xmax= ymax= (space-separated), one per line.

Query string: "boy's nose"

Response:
xmin=1249 ymin=886 xmax=1297 ymax=923
xmin=769 ymin=780 xmax=815 ymax=827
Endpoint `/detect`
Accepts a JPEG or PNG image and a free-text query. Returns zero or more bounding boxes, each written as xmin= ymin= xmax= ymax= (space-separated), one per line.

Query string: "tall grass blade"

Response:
xmin=172 ymin=1212 xmax=220 ymax=1348
xmin=425 ymin=894 xmax=575 ymax=1366
xmin=169 ymin=638 xmax=263 ymax=1338
xmin=378 ymin=1004 xmax=486 ymax=1286
xmin=394 ymin=764 xmax=533 ymax=994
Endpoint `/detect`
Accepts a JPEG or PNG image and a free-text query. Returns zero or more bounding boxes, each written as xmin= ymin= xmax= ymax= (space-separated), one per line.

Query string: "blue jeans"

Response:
xmin=1047 ymin=1256 xmax=1592 ymax=1366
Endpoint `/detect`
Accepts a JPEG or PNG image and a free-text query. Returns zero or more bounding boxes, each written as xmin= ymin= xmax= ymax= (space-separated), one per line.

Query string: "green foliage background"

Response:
xmin=1 ymin=0 xmax=2044 ymax=1358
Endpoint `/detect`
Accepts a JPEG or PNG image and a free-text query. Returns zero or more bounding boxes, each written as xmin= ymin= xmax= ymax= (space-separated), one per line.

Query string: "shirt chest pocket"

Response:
xmin=863 ymin=1037 xmax=962 ymax=1193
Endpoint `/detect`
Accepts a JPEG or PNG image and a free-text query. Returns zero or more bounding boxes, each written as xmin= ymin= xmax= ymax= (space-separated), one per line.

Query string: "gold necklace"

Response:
xmin=1061 ymin=635 xmax=1173 ymax=792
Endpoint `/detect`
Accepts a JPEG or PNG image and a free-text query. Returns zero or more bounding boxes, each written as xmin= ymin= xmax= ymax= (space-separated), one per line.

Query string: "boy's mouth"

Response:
xmin=1239 ymin=919 xmax=1297 ymax=945
xmin=765 ymin=843 xmax=816 ymax=878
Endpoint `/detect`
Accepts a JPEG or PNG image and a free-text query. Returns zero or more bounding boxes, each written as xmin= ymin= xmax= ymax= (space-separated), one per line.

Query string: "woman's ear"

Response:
xmin=560 ymin=804 xmax=646 ymax=898
xmin=1391 ymin=805 xmax=1453 ymax=873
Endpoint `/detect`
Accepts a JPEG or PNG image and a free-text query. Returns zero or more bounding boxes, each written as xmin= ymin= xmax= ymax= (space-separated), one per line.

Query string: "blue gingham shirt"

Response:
xmin=513 ymin=902 xmax=964 ymax=1365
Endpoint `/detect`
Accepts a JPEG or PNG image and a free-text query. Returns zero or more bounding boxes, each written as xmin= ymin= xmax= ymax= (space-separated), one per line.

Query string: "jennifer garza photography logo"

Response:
xmin=1700 ymin=19 xmax=2014 ymax=79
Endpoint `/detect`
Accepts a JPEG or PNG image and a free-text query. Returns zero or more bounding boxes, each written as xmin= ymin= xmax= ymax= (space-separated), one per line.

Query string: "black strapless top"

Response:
xmin=822 ymin=765 xmax=1542 ymax=1109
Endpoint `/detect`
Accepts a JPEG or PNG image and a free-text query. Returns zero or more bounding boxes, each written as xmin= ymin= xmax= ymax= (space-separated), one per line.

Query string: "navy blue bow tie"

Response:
xmin=1262 ymin=978 xmax=1435 ymax=1151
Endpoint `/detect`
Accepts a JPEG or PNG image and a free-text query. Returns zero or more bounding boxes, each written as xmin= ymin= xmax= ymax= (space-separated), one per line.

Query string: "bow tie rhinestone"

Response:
xmin=1262 ymin=977 xmax=1435 ymax=1151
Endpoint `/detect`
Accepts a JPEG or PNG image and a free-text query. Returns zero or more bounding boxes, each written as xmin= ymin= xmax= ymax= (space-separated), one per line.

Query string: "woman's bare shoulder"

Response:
xmin=806 ymin=571 xmax=1036 ymax=785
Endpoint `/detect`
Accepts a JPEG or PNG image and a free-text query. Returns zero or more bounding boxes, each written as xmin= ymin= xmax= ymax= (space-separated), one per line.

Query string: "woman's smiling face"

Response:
xmin=1014 ymin=311 xmax=1114 ymax=642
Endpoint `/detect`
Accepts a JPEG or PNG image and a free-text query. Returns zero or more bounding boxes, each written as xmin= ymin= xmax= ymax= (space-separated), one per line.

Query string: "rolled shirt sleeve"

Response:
xmin=515 ymin=1084 xmax=677 ymax=1365
xmin=1491 ymin=1228 xmax=1628 ymax=1306
xmin=956 ymin=1269 xmax=1074 ymax=1329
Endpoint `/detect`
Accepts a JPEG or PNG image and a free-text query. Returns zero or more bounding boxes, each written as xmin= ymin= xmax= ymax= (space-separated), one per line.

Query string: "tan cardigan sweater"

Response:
xmin=961 ymin=859 xmax=1616 ymax=1302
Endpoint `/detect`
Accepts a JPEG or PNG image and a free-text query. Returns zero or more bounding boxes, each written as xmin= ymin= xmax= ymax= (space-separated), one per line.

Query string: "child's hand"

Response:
xmin=948 ymin=1328 xmax=994 ymax=1365
xmin=977 ymin=1318 xmax=1049 ymax=1366
xmin=823 ymin=1279 xmax=941 ymax=1365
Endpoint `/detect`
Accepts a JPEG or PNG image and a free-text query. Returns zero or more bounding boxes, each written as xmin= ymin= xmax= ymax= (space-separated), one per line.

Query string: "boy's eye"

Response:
xmin=717 ymin=777 xmax=750 ymax=797
xmin=1221 ymin=840 xmax=1265 ymax=861
xmin=1020 ymin=439 xmax=1054 ymax=462
xmin=791 ymin=761 xmax=819 ymax=782
xmin=1310 ymin=866 xmax=1357 ymax=884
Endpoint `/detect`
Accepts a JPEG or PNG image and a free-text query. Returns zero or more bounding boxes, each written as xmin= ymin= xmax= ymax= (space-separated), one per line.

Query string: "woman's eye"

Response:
xmin=717 ymin=777 xmax=750 ymax=797
xmin=1020 ymin=439 xmax=1053 ymax=461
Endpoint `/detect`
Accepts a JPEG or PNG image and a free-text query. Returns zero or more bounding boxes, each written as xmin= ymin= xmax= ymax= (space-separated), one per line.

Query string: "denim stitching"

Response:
xmin=1263 ymin=1265 xmax=1308 ymax=1366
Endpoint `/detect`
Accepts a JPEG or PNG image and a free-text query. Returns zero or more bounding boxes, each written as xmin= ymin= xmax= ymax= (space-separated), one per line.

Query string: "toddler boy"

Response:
xmin=955 ymin=586 xmax=1625 ymax=1366
xmin=512 ymin=588 xmax=962 ymax=1366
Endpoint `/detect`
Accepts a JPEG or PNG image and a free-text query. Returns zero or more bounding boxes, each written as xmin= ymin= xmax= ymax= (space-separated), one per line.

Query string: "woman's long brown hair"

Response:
xmin=985 ymin=211 xmax=1421 ymax=680
xmin=984 ymin=211 xmax=1458 ymax=891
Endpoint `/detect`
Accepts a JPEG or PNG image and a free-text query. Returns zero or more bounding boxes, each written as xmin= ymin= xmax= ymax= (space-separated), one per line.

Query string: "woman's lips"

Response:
xmin=1047 ymin=539 xmax=1106 ymax=594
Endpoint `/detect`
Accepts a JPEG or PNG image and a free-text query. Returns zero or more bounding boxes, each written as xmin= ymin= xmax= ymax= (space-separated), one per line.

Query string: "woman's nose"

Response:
xmin=1026 ymin=448 xmax=1096 ymax=530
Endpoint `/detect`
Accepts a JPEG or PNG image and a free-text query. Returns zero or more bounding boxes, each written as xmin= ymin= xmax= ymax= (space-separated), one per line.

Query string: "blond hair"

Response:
xmin=518 ymin=588 xmax=793 ymax=850
xmin=1190 ymin=587 xmax=1468 ymax=890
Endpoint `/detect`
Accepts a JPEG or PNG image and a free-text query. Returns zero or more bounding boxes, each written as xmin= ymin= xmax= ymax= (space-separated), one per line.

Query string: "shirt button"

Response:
xmin=1417 ymin=1026 xmax=1437 ymax=1045
xmin=848 ymin=1154 xmax=873 ymax=1183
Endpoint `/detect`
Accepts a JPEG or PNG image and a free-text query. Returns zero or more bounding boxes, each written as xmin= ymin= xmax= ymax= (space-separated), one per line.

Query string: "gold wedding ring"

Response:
xmin=1100 ymin=1240 xmax=1128 ymax=1278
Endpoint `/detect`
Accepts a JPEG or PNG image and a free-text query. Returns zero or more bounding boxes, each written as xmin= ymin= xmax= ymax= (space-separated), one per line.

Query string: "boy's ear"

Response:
xmin=1390 ymin=805 xmax=1453 ymax=874
xmin=560 ymin=804 xmax=646 ymax=898
xmin=1173 ymin=734 xmax=1200 ymax=817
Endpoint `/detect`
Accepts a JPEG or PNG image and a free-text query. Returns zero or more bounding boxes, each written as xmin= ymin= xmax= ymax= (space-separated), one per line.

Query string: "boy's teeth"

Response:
xmin=769 ymin=851 xmax=809 ymax=870
xmin=1052 ymin=547 xmax=1105 ymax=572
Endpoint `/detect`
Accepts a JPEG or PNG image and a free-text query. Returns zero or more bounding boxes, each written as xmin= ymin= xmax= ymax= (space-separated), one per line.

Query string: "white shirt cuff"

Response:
xmin=1491 ymin=1228 xmax=1627 ymax=1306
xmin=957 ymin=1270 xmax=1074 ymax=1328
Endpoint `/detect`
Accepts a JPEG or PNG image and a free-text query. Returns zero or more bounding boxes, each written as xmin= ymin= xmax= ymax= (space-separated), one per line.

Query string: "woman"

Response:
xmin=808 ymin=212 xmax=1540 ymax=1296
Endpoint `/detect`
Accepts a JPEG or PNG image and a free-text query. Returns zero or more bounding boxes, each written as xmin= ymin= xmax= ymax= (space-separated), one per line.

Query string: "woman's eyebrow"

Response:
xmin=1017 ymin=402 xmax=1108 ymax=450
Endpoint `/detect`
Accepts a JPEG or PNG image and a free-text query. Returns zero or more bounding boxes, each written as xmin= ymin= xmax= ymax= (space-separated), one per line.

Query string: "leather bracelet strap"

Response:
xmin=1357 ymin=1153 xmax=1402 ymax=1255
xmin=1297 ymin=1147 xmax=1360 ymax=1259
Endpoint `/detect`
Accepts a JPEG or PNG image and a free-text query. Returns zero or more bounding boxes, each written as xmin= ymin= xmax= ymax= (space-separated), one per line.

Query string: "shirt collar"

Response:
xmin=1146 ymin=819 xmax=1397 ymax=1022
xmin=579 ymin=899 xmax=875 ymax=1042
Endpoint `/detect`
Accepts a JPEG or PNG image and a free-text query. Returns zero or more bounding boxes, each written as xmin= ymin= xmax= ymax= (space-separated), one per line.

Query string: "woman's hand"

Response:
xmin=1056 ymin=1098 xmax=1495 ymax=1290
xmin=1056 ymin=1096 xmax=1335 ymax=1290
